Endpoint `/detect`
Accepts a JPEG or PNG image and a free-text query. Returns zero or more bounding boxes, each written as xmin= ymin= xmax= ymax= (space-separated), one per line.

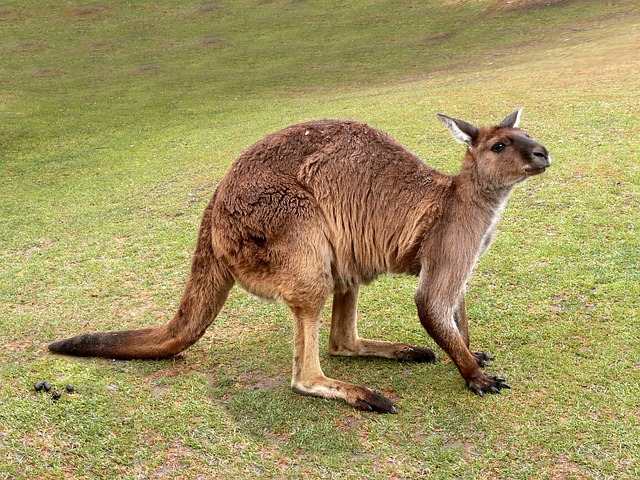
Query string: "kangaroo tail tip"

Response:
xmin=48 ymin=328 xmax=180 ymax=359
xmin=48 ymin=333 xmax=105 ymax=357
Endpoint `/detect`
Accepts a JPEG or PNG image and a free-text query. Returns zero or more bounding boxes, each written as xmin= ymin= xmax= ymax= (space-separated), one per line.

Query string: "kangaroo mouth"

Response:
xmin=525 ymin=166 xmax=547 ymax=175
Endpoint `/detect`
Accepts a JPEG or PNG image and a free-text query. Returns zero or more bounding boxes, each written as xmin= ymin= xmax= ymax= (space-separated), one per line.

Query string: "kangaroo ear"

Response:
xmin=436 ymin=114 xmax=479 ymax=147
xmin=500 ymin=108 xmax=523 ymax=128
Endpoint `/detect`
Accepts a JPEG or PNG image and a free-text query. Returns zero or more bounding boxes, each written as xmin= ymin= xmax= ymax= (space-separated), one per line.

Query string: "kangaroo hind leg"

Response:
xmin=289 ymin=297 xmax=397 ymax=414
xmin=328 ymin=286 xmax=438 ymax=363
xmin=270 ymin=230 xmax=395 ymax=413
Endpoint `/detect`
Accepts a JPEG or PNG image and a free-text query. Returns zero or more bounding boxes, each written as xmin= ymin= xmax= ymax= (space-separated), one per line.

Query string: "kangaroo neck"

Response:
xmin=454 ymin=153 xmax=515 ymax=217
xmin=446 ymin=164 xmax=515 ymax=252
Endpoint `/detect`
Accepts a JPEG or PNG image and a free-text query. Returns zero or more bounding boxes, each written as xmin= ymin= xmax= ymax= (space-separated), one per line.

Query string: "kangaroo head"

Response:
xmin=437 ymin=109 xmax=551 ymax=189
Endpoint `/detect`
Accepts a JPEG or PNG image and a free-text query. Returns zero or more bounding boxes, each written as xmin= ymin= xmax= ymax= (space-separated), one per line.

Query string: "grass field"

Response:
xmin=1 ymin=0 xmax=639 ymax=478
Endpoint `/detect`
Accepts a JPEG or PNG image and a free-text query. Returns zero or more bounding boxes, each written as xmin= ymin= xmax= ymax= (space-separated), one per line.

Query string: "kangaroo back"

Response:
xmin=48 ymin=195 xmax=235 ymax=359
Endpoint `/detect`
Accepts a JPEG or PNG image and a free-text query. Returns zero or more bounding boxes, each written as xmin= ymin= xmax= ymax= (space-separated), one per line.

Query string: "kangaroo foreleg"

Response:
xmin=328 ymin=287 xmax=438 ymax=363
xmin=416 ymin=289 xmax=509 ymax=396
xmin=454 ymin=297 xmax=493 ymax=367
xmin=454 ymin=297 xmax=470 ymax=347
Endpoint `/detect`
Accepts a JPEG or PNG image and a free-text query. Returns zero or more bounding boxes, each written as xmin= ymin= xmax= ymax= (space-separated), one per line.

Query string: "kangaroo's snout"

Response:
xmin=526 ymin=145 xmax=551 ymax=174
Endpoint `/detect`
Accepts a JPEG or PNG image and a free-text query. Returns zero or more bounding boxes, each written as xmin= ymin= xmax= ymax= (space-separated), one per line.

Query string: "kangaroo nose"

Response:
xmin=533 ymin=148 xmax=551 ymax=167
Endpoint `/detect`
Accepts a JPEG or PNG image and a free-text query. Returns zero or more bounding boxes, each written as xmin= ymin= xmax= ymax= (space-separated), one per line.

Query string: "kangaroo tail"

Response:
xmin=48 ymin=197 xmax=235 ymax=359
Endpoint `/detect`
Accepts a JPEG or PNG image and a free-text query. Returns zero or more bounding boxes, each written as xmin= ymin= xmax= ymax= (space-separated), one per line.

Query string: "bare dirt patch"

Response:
xmin=67 ymin=6 xmax=108 ymax=18
xmin=200 ymin=35 xmax=225 ymax=46
xmin=35 ymin=67 xmax=64 ymax=77
xmin=550 ymin=455 xmax=583 ymax=479
xmin=237 ymin=371 xmax=287 ymax=391
xmin=444 ymin=438 xmax=480 ymax=458
xmin=196 ymin=3 xmax=224 ymax=14
xmin=150 ymin=440 xmax=196 ymax=478
xmin=488 ymin=0 xmax=576 ymax=11
xmin=336 ymin=414 xmax=367 ymax=432
xmin=135 ymin=64 xmax=161 ymax=74
xmin=421 ymin=31 xmax=456 ymax=43
xmin=144 ymin=361 xmax=199 ymax=382
xmin=0 ymin=7 xmax=32 ymax=20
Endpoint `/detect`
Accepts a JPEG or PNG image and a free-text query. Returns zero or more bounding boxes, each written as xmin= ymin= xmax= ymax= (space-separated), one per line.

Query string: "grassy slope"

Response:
xmin=1 ymin=0 xmax=639 ymax=478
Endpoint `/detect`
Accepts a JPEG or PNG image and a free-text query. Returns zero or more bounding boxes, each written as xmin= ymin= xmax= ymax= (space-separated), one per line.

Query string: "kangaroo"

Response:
xmin=49 ymin=109 xmax=550 ymax=413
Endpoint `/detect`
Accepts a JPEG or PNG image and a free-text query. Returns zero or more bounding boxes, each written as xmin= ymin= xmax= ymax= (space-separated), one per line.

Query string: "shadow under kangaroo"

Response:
xmin=50 ymin=109 xmax=550 ymax=413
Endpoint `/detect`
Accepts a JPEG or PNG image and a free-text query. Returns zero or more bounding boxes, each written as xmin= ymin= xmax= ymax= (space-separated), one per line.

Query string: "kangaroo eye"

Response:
xmin=491 ymin=142 xmax=506 ymax=152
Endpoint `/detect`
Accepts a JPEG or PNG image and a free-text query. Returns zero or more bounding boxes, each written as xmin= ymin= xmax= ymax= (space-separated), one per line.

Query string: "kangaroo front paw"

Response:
xmin=466 ymin=372 xmax=510 ymax=397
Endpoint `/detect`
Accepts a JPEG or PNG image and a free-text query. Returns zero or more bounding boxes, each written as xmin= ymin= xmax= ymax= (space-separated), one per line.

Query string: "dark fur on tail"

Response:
xmin=48 ymin=195 xmax=235 ymax=359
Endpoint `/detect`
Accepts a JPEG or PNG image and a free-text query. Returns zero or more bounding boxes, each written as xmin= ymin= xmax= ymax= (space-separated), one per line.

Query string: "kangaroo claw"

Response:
xmin=467 ymin=372 xmax=510 ymax=397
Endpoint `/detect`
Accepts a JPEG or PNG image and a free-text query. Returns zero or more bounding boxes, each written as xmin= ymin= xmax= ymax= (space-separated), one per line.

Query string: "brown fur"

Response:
xmin=49 ymin=110 xmax=550 ymax=413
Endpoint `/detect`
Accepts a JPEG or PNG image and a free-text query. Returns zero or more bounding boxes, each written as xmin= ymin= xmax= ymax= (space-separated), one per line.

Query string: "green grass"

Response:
xmin=1 ymin=0 xmax=639 ymax=478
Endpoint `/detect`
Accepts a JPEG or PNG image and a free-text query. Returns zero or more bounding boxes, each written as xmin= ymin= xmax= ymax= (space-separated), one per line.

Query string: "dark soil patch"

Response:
xmin=201 ymin=35 xmax=225 ymax=46
xmin=133 ymin=64 xmax=161 ymax=75
xmin=489 ymin=0 xmax=576 ymax=11
xmin=35 ymin=67 xmax=64 ymax=77
xmin=237 ymin=372 xmax=287 ymax=391
xmin=421 ymin=31 xmax=456 ymax=43
xmin=67 ymin=6 xmax=108 ymax=18
xmin=0 ymin=7 xmax=30 ymax=20
xmin=196 ymin=3 xmax=224 ymax=14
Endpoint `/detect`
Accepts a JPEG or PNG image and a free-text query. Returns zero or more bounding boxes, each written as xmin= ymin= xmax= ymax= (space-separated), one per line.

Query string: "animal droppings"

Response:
xmin=33 ymin=381 xmax=77 ymax=402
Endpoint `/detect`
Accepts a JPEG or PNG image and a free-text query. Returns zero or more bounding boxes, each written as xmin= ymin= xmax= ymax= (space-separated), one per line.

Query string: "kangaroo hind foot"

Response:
xmin=328 ymin=287 xmax=439 ymax=363
xmin=292 ymin=375 xmax=397 ymax=414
